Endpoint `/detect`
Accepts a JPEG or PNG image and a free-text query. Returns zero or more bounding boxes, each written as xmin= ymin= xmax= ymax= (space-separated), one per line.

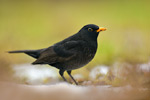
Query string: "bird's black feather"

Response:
xmin=8 ymin=24 xmax=106 ymax=85
xmin=8 ymin=49 xmax=44 ymax=59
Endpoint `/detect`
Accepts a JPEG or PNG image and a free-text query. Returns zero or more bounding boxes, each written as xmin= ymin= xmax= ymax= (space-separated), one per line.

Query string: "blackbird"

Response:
xmin=8 ymin=24 xmax=106 ymax=85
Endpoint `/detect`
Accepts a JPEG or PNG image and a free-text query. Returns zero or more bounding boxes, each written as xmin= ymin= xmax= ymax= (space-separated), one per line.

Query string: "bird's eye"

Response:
xmin=88 ymin=28 xmax=93 ymax=32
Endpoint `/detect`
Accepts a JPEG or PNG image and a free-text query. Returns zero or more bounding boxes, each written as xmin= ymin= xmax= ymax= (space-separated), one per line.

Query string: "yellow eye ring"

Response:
xmin=88 ymin=28 xmax=93 ymax=32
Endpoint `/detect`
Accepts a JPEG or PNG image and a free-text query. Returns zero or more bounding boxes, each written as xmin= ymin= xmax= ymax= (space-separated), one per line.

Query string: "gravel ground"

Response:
xmin=0 ymin=82 xmax=149 ymax=100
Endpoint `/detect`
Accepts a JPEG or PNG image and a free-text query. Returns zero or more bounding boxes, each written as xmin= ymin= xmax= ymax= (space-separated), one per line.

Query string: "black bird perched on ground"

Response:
xmin=8 ymin=24 xmax=106 ymax=85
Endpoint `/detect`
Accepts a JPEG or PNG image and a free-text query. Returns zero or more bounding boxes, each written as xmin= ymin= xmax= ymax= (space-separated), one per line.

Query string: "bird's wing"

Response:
xmin=32 ymin=40 xmax=85 ymax=65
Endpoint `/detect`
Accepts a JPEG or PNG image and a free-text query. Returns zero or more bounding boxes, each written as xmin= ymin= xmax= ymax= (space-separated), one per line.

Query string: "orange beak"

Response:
xmin=96 ymin=27 xmax=106 ymax=32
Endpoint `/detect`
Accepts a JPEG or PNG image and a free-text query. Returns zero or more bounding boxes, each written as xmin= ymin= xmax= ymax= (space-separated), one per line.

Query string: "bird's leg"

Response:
xmin=59 ymin=70 xmax=67 ymax=82
xmin=67 ymin=70 xmax=78 ymax=85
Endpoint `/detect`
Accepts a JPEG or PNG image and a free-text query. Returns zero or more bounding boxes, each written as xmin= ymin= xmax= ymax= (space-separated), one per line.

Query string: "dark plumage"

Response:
xmin=8 ymin=24 xmax=106 ymax=85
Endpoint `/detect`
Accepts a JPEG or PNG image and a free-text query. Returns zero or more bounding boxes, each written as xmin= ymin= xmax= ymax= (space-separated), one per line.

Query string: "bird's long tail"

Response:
xmin=8 ymin=50 xmax=34 ymax=53
xmin=8 ymin=49 xmax=43 ymax=59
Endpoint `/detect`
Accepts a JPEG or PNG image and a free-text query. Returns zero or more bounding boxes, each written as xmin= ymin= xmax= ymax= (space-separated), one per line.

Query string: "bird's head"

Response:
xmin=79 ymin=24 xmax=106 ymax=40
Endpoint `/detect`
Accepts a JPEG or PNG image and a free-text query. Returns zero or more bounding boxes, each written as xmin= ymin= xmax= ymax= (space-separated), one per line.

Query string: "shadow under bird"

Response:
xmin=8 ymin=24 xmax=106 ymax=85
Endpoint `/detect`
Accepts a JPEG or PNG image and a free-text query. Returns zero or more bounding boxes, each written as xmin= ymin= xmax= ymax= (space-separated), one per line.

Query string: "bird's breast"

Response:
xmin=64 ymin=46 xmax=97 ymax=70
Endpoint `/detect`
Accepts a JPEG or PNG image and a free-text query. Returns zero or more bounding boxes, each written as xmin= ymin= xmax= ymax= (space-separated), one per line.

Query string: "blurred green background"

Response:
xmin=0 ymin=0 xmax=150 ymax=81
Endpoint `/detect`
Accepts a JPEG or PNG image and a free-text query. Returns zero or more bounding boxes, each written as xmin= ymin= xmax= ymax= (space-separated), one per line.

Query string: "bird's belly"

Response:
xmin=62 ymin=53 xmax=95 ymax=70
xmin=51 ymin=46 xmax=97 ymax=70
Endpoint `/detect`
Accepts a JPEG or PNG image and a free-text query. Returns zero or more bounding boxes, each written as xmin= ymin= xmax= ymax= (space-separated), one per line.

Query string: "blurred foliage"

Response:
xmin=0 ymin=55 xmax=13 ymax=81
xmin=0 ymin=0 xmax=149 ymax=64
